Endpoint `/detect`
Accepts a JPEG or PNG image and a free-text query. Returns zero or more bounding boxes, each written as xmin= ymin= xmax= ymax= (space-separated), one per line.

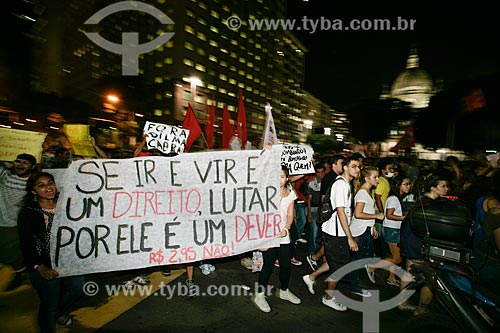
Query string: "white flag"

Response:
xmin=261 ymin=103 xmax=278 ymax=148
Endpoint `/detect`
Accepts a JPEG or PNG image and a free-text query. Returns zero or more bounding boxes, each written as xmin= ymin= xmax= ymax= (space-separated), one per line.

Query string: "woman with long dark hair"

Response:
xmin=365 ymin=174 xmax=411 ymax=286
xmin=17 ymin=172 xmax=85 ymax=332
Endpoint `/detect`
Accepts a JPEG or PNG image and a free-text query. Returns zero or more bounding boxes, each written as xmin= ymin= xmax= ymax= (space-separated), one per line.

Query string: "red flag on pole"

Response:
xmin=182 ymin=103 xmax=202 ymax=152
xmin=205 ymin=96 xmax=215 ymax=149
xmin=222 ymin=104 xmax=235 ymax=149
xmin=237 ymin=89 xmax=247 ymax=149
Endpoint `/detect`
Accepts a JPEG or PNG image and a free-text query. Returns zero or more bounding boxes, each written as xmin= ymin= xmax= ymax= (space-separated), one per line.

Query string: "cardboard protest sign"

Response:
xmin=143 ymin=121 xmax=189 ymax=154
xmin=280 ymin=143 xmax=314 ymax=175
xmin=63 ymin=124 xmax=97 ymax=157
xmin=50 ymin=146 xmax=283 ymax=276
xmin=0 ymin=128 xmax=47 ymax=162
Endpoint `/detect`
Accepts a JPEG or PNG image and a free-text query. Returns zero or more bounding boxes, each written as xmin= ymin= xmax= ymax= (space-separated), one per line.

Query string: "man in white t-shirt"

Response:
xmin=321 ymin=156 xmax=360 ymax=311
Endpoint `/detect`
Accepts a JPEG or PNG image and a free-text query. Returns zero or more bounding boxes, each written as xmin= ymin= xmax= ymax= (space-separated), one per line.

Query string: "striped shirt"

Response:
xmin=0 ymin=165 xmax=29 ymax=227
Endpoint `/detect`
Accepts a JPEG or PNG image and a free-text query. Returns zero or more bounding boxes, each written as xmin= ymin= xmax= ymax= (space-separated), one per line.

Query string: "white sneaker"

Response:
xmin=322 ymin=296 xmax=347 ymax=311
xmin=365 ymin=264 xmax=376 ymax=284
xmin=297 ymin=238 xmax=307 ymax=244
xmin=302 ymin=274 xmax=315 ymax=295
xmin=253 ymin=292 xmax=271 ymax=312
xmin=351 ymin=288 xmax=372 ymax=297
xmin=279 ymin=289 xmax=301 ymax=304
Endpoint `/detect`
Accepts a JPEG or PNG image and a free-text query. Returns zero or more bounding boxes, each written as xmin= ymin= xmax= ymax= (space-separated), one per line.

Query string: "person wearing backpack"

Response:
xmin=317 ymin=156 xmax=360 ymax=311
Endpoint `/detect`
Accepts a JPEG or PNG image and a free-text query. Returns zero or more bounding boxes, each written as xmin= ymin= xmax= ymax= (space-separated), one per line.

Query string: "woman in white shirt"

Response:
xmin=365 ymin=174 xmax=411 ymax=286
xmin=349 ymin=166 xmax=385 ymax=296
xmin=253 ymin=165 xmax=301 ymax=312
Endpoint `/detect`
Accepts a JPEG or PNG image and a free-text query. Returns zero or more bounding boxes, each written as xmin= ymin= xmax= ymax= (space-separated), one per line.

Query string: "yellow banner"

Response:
xmin=0 ymin=128 xmax=47 ymax=162
xmin=63 ymin=124 xmax=97 ymax=157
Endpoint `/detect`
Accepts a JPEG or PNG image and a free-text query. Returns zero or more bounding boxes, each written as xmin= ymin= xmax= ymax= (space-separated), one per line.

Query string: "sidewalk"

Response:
xmin=0 ymin=268 xmax=185 ymax=333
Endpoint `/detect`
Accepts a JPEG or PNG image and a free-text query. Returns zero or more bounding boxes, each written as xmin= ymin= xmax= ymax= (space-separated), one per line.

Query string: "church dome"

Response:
xmin=390 ymin=49 xmax=434 ymax=108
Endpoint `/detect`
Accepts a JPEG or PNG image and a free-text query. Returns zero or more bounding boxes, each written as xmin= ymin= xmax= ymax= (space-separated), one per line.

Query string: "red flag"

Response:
xmin=182 ymin=103 xmax=202 ymax=152
xmin=205 ymin=96 xmax=215 ymax=149
xmin=237 ymin=89 xmax=247 ymax=149
xmin=222 ymin=104 xmax=235 ymax=149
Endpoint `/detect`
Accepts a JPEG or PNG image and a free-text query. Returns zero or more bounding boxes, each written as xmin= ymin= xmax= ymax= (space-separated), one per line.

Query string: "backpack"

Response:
xmin=318 ymin=177 xmax=342 ymax=226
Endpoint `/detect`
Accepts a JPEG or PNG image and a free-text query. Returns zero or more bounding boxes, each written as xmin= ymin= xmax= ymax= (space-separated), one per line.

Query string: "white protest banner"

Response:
xmin=280 ymin=143 xmax=314 ymax=175
xmin=50 ymin=146 xmax=283 ymax=277
xmin=143 ymin=121 xmax=189 ymax=154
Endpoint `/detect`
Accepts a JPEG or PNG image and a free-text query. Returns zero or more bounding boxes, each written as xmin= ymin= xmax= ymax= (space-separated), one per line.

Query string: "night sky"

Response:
xmin=286 ymin=0 xmax=500 ymax=112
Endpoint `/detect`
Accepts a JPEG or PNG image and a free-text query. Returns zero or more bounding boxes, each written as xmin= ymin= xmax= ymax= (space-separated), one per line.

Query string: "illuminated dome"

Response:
xmin=390 ymin=49 xmax=435 ymax=108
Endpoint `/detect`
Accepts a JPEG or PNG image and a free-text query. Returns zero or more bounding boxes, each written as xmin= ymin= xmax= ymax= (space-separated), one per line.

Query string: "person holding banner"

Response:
xmin=253 ymin=165 xmax=301 ymax=312
xmin=17 ymin=172 xmax=85 ymax=332
xmin=0 ymin=153 xmax=38 ymax=291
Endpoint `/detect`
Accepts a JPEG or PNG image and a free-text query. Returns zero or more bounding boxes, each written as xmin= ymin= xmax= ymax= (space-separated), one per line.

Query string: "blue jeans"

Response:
xmin=29 ymin=271 xmax=85 ymax=333
xmin=350 ymin=227 xmax=374 ymax=292
xmin=291 ymin=202 xmax=307 ymax=258
xmin=308 ymin=206 xmax=322 ymax=254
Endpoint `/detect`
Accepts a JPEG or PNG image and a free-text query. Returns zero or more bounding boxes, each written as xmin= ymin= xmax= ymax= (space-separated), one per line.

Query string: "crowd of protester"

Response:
xmin=2 ymin=135 xmax=500 ymax=330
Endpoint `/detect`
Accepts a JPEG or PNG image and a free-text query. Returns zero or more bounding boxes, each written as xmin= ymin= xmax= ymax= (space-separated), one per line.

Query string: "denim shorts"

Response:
xmin=382 ymin=226 xmax=400 ymax=244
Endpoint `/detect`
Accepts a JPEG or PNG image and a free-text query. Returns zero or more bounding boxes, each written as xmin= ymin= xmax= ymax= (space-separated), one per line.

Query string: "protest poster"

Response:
xmin=63 ymin=124 xmax=97 ymax=157
xmin=50 ymin=146 xmax=283 ymax=277
xmin=143 ymin=121 xmax=189 ymax=154
xmin=280 ymin=143 xmax=314 ymax=175
xmin=0 ymin=128 xmax=47 ymax=162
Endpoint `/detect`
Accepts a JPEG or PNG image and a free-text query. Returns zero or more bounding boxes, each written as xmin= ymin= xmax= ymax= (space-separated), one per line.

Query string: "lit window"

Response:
xmin=183 ymin=91 xmax=192 ymax=100
xmin=199 ymin=2 xmax=207 ymax=10
xmin=164 ymin=57 xmax=173 ymax=64
xmin=231 ymin=39 xmax=238 ymax=45
xmin=209 ymin=55 xmax=217 ymax=62
xmin=240 ymin=31 xmax=247 ymax=38
xmin=220 ymin=48 xmax=228 ymax=54
xmin=154 ymin=77 xmax=163 ymax=83
xmin=230 ymin=66 xmax=236 ymax=71
xmin=218 ymin=87 xmax=227 ymax=94
xmin=238 ymin=83 xmax=244 ymax=88
xmin=210 ymin=26 xmax=219 ymax=33
xmin=208 ymin=84 xmax=216 ymax=90
xmin=228 ymin=105 xmax=235 ymax=111
xmin=195 ymin=64 xmax=206 ymax=72
xmin=239 ymin=57 xmax=246 ymax=63
xmin=185 ymin=25 xmax=195 ymax=34
xmin=184 ymin=41 xmax=194 ymax=50
xmin=197 ymin=48 xmax=206 ymax=56
xmin=183 ymin=58 xmax=194 ymax=67
xmin=246 ymin=74 xmax=253 ymax=79
xmin=210 ymin=10 xmax=219 ymax=18
xmin=230 ymin=52 xmax=237 ymax=58
xmin=197 ymin=32 xmax=207 ymax=41
xmin=166 ymin=41 xmax=173 ymax=48
xmin=209 ymin=40 xmax=218 ymax=47
xmin=229 ymin=78 xmax=236 ymax=85
xmin=238 ymin=70 xmax=245 ymax=76
xmin=219 ymin=74 xmax=227 ymax=81
xmin=198 ymin=18 xmax=207 ymax=25
xmin=220 ymin=61 xmax=227 ymax=67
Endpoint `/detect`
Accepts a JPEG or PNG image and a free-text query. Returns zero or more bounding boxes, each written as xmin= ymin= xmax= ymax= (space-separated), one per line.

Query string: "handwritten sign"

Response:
xmin=50 ymin=146 xmax=283 ymax=277
xmin=143 ymin=121 xmax=189 ymax=154
xmin=0 ymin=128 xmax=47 ymax=162
xmin=63 ymin=124 xmax=97 ymax=157
xmin=280 ymin=143 xmax=314 ymax=175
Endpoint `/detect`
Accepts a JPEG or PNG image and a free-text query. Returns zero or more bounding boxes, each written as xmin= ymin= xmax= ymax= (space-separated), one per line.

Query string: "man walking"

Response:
xmin=321 ymin=155 xmax=360 ymax=311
